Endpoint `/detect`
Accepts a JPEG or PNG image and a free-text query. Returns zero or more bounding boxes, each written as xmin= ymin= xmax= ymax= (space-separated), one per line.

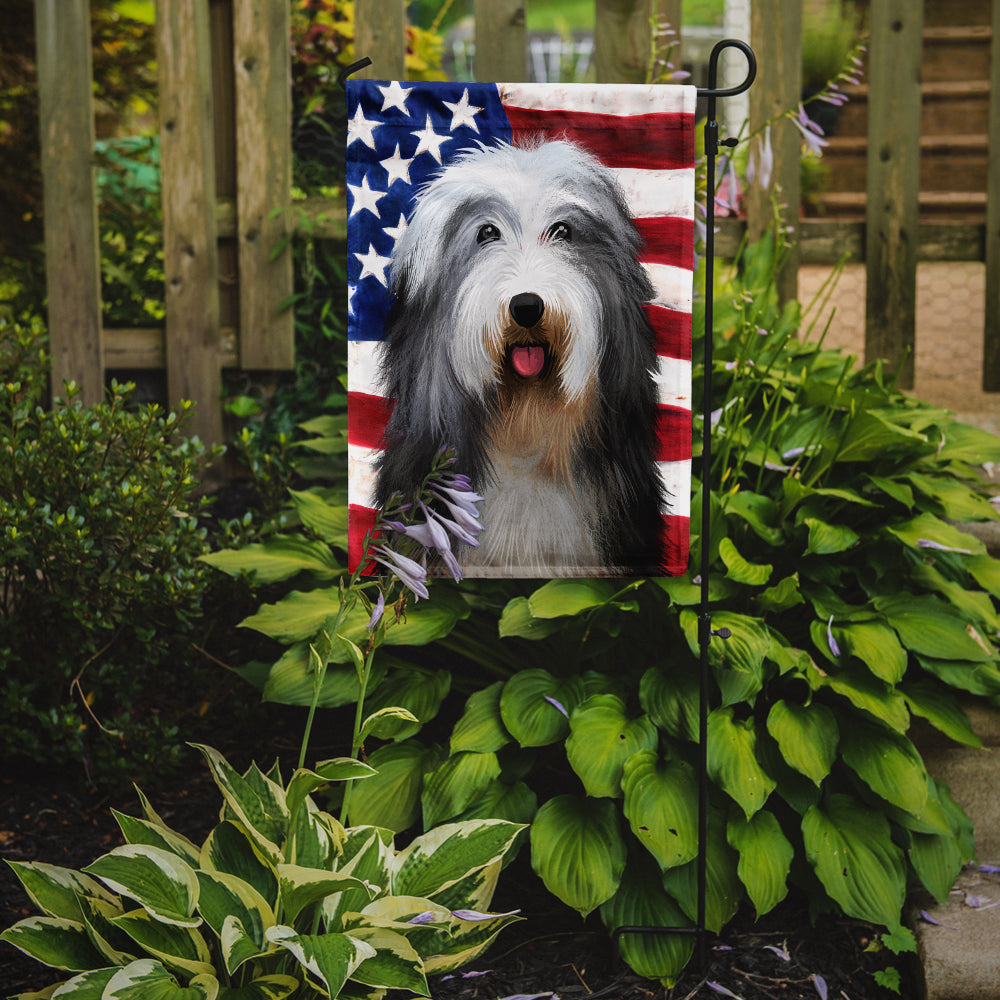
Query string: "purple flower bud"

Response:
xmin=368 ymin=590 xmax=385 ymax=631
xmin=372 ymin=545 xmax=429 ymax=600
xmin=451 ymin=908 xmax=520 ymax=921
xmin=827 ymin=615 xmax=841 ymax=658
xmin=917 ymin=538 xmax=973 ymax=554
xmin=407 ymin=911 xmax=437 ymax=925
xmin=812 ymin=974 xmax=828 ymax=1000
xmin=544 ymin=695 xmax=569 ymax=718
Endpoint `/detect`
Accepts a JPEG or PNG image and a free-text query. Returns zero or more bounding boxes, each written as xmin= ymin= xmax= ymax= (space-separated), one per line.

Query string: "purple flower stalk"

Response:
xmin=372 ymin=545 xmax=429 ymax=600
xmin=791 ymin=104 xmax=829 ymax=156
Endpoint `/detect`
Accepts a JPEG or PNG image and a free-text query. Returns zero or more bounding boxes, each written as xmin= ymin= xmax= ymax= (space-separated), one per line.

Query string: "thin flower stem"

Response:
xmin=340 ymin=643 xmax=378 ymax=826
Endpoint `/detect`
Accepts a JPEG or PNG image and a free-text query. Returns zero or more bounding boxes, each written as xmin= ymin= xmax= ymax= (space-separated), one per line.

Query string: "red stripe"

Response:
xmin=349 ymin=504 xmax=379 ymax=574
xmin=655 ymin=405 xmax=692 ymax=463
xmin=636 ymin=217 xmax=694 ymax=270
xmin=659 ymin=514 xmax=690 ymax=576
xmin=504 ymin=107 xmax=694 ymax=170
xmin=348 ymin=391 xmax=394 ymax=449
xmin=644 ymin=305 xmax=692 ymax=361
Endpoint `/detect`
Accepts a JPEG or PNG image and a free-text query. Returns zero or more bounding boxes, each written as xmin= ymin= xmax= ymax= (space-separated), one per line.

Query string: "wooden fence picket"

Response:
xmin=984 ymin=0 xmax=1000 ymax=390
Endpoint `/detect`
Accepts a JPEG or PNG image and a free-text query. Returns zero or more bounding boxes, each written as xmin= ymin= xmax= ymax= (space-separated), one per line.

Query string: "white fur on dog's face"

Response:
xmin=388 ymin=140 xmax=632 ymax=411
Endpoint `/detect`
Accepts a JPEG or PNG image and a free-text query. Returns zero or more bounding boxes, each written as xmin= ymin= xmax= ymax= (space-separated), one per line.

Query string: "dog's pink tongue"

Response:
xmin=511 ymin=345 xmax=545 ymax=377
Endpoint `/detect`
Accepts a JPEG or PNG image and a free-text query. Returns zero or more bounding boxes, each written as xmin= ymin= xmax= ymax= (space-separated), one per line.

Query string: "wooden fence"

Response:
xmin=33 ymin=0 xmax=1000 ymax=445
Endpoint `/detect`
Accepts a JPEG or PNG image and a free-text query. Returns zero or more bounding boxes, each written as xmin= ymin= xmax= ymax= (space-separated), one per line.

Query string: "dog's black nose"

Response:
xmin=510 ymin=292 xmax=544 ymax=328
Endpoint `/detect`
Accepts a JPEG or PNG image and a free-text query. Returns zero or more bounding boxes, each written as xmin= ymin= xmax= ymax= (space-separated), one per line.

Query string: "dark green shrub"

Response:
xmin=0 ymin=317 xmax=220 ymax=783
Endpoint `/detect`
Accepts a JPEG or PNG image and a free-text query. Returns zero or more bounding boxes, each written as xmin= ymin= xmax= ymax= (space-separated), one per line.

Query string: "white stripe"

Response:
xmin=498 ymin=82 xmax=697 ymax=117
xmin=659 ymin=459 xmax=692 ymax=518
xmin=654 ymin=357 xmax=692 ymax=410
xmin=614 ymin=167 xmax=695 ymax=220
xmin=348 ymin=339 xmax=382 ymax=397
xmin=645 ymin=262 xmax=693 ymax=313
xmin=348 ymin=443 xmax=379 ymax=509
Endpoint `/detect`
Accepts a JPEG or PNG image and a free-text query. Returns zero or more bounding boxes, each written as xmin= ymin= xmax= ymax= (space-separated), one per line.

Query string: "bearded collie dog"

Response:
xmin=373 ymin=138 xmax=665 ymax=576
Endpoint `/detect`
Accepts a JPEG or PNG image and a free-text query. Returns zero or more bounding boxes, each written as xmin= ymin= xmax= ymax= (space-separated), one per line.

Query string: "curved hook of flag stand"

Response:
xmin=612 ymin=38 xmax=756 ymax=974
xmin=339 ymin=39 xmax=758 ymax=976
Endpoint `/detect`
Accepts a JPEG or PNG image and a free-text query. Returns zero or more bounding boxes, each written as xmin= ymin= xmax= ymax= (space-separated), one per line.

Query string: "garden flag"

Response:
xmin=347 ymin=80 xmax=696 ymax=578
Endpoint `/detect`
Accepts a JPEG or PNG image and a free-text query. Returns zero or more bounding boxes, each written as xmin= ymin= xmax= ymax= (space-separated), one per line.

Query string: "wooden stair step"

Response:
xmin=814 ymin=190 xmax=987 ymax=222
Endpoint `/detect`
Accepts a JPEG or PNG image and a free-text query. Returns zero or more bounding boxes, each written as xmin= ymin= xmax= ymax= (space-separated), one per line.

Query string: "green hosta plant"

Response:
xmin=1 ymin=743 xmax=523 ymax=999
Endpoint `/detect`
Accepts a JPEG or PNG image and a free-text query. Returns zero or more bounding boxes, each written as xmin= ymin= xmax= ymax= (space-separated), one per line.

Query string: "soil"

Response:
xmin=0 ymin=743 xmax=913 ymax=1000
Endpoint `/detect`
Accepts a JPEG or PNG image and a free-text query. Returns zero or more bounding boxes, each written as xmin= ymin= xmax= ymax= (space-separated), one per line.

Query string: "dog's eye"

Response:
xmin=547 ymin=221 xmax=572 ymax=242
xmin=476 ymin=223 xmax=501 ymax=245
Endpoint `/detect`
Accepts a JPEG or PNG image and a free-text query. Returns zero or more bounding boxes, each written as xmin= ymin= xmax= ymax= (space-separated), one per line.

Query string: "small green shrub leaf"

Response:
xmin=265 ymin=925 xmax=374 ymax=997
xmin=719 ymin=537 xmax=773 ymax=585
xmin=802 ymin=794 xmax=906 ymax=926
xmin=83 ymin=846 xmax=200 ymax=928
xmin=839 ymin=719 xmax=929 ymax=817
xmin=285 ymin=760 xmax=376 ymax=822
xmin=599 ymin=853 xmax=694 ymax=986
xmin=103 ymin=959 xmax=217 ymax=999
xmin=811 ymin=662 xmax=910 ymax=732
xmin=421 ymin=751 xmax=502 ymax=829
xmin=765 ymin=700 xmax=838 ymax=786
xmin=530 ymin=796 xmax=626 ymax=916
xmin=621 ymin=751 xmax=699 ymax=870
xmin=707 ymin=708 xmax=776 ymax=818
xmin=0 ymin=916 xmax=107 ymax=972
xmin=360 ymin=706 xmax=421 ymax=742
xmin=195 ymin=871 xmax=273 ymax=972
xmin=499 ymin=670 xmax=584 ymax=747
xmin=566 ymin=695 xmax=658 ymax=798
xmin=727 ymin=811 xmax=793 ymax=917
xmin=450 ymin=682 xmax=511 ymax=754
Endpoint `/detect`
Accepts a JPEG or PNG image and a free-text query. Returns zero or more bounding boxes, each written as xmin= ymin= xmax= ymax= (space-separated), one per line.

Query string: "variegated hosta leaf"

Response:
xmin=4 ymin=861 xmax=118 ymax=922
xmin=110 ymin=908 xmax=214 ymax=979
xmin=0 ymin=916 xmax=107 ymax=971
xmin=219 ymin=915 xmax=270 ymax=980
xmin=424 ymin=859 xmax=501 ymax=916
xmin=195 ymin=870 xmax=274 ymax=973
xmin=599 ymin=853 xmax=694 ymax=987
xmin=565 ymin=695 xmax=658 ymax=799
xmin=77 ymin=894 xmax=136 ymax=966
xmin=285 ymin=760 xmax=375 ymax=823
xmin=112 ymin=810 xmax=201 ymax=868
xmin=765 ymin=700 xmax=838 ymax=786
xmin=345 ymin=926 xmax=429 ymax=995
xmin=190 ymin=745 xmax=287 ymax=863
xmin=802 ymin=793 xmax=906 ymax=926
xmin=323 ymin=829 xmax=393 ymax=931
xmin=214 ymin=974 xmax=299 ymax=999
xmin=83 ymin=846 xmax=200 ymax=928
xmin=727 ymin=810 xmax=793 ymax=918
xmin=265 ymin=925 xmax=376 ymax=998
xmin=391 ymin=820 xmax=524 ymax=901
xmin=450 ymin=681 xmax=511 ymax=754
xmin=276 ymin=864 xmax=375 ymax=925
xmin=46 ymin=966 xmax=118 ymax=997
xmin=200 ymin=822 xmax=278 ymax=910
xmin=102 ymin=958 xmax=218 ymax=999
xmin=288 ymin=801 xmax=343 ymax=870
xmin=529 ymin=795 xmax=626 ymax=917
xmin=706 ymin=707 xmax=776 ymax=819
xmin=621 ymin=751 xmax=699 ymax=871
xmin=421 ymin=907 xmax=522 ymax=975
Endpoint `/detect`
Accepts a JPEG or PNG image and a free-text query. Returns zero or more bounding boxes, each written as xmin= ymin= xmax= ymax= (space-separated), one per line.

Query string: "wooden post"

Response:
xmin=983 ymin=0 xmax=1000 ymax=390
xmin=594 ymin=0 xmax=652 ymax=84
xmin=34 ymin=0 xmax=104 ymax=405
xmin=157 ymin=0 xmax=223 ymax=445
xmin=354 ymin=0 xmax=406 ymax=80
xmin=747 ymin=0 xmax=801 ymax=306
xmin=864 ymin=0 xmax=923 ymax=389
xmin=474 ymin=0 xmax=526 ymax=82
xmin=233 ymin=0 xmax=294 ymax=369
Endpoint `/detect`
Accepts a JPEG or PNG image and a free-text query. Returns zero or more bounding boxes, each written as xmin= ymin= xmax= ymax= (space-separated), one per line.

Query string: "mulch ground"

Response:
xmin=1 ymin=739 xmax=913 ymax=1000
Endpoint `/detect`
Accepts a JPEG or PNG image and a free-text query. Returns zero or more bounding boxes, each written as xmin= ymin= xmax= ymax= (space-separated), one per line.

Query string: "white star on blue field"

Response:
xmin=346 ymin=82 xmax=515 ymax=342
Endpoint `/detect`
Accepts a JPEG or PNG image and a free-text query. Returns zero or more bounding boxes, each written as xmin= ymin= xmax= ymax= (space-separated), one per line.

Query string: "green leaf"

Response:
xmin=0 ymin=917 xmax=107 ymax=972
xmin=497 ymin=596 xmax=563 ymax=639
xmin=621 ymin=751 xmax=698 ymax=871
xmin=499 ymin=670 xmax=584 ymax=747
xmin=111 ymin=909 xmax=214 ymax=978
xmin=285 ymin=759 xmax=376 ymax=821
xmin=724 ymin=490 xmax=784 ymax=545
xmin=916 ymin=655 xmax=1000 ymax=697
xmin=935 ymin=421 xmax=1000 ymax=464
xmin=35 ymin=967 xmax=117 ymax=998
xmin=265 ymin=926 xmax=375 ymax=997
xmin=112 ymin=812 xmax=201 ymax=868
xmin=200 ymin=536 xmax=342 ymax=584
xmin=755 ymin=573 xmax=804 ymax=614
xmin=288 ymin=488 xmax=349 ymax=545
xmin=421 ymin=751 xmax=502 ymax=829
xmin=967 ymin=553 xmax=1000 ymax=597
xmin=393 ymin=819 xmax=524 ymax=900
xmin=452 ymin=779 xmax=538 ymax=827
xmin=345 ymin=926 xmax=429 ymax=994
xmin=835 ymin=410 xmax=927 ymax=463
xmin=680 ymin=610 xmax=770 ymax=706
xmin=347 ymin=740 xmax=441 ymax=832
xmin=199 ymin=822 xmax=278 ymax=910
xmin=906 ymin=472 xmax=999 ymax=521
xmin=565 ymin=695 xmax=658 ymax=798
xmin=526 ymin=579 xmax=618 ymax=618
xmin=839 ymin=718 xmax=929 ymax=816
xmin=260 ymin=644 xmax=386 ymax=709
xmin=4 ymin=862 xmax=118 ymax=923
xmin=802 ymin=793 xmax=906 ymax=926
xmin=874 ymin=594 xmax=995 ymax=662
xmin=901 ymin=680 xmax=982 ymax=748
xmin=765 ymin=701 xmax=838 ymax=786
xmin=718 ymin=537 xmax=772 ymax=585
xmin=599 ymin=853 xmax=694 ymax=987
xmin=216 ymin=976 xmax=299 ymax=1000
xmin=808 ymin=661 xmax=910 ymax=732
xmin=727 ymin=811 xmax=793 ymax=918
xmin=360 ymin=706 xmax=421 ymax=742
xmin=803 ymin=517 xmax=859 ymax=556
xmin=639 ymin=664 xmax=699 ymax=742
xmin=83 ymin=846 xmax=200 ymax=928
xmin=195 ymin=871 xmax=273 ymax=974
xmin=362 ymin=667 xmax=451 ymax=740
xmin=835 ymin=621 xmax=908 ymax=684
xmin=277 ymin=865 xmax=373 ymax=925
xmin=530 ymin=795 xmax=626 ymax=917
xmin=450 ymin=682 xmax=511 ymax=754
xmin=103 ymin=959 xmax=218 ymax=999
xmin=866 ymin=474 xmax=914 ymax=509
xmin=707 ymin=707 xmax=776 ymax=818
xmin=886 ymin=512 xmax=985 ymax=556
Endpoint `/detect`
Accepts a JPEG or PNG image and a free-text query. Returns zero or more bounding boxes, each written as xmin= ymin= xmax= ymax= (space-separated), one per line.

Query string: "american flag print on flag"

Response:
xmin=347 ymin=80 xmax=695 ymax=578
